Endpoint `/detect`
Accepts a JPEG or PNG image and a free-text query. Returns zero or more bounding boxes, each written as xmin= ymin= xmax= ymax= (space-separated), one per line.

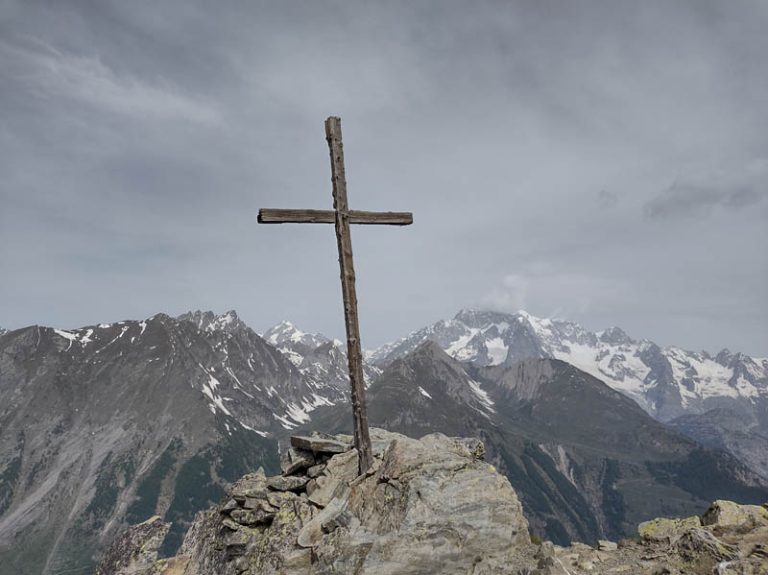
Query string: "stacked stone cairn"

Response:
xmin=216 ymin=432 xmax=359 ymax=562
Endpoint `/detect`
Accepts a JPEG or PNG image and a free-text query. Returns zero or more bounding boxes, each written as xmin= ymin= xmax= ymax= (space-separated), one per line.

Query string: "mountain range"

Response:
xmin=367 ymin=309 xmax=768 ymax=479
xmin=0 ymin=312 xmax=287 ymax=574
xmin=306 ymin=341 xmax=767 ymax=544
xmin=369 ymin=309 xmax=768 ymax=425
xmin=262 ymin=320 xmax=381 ymax=401
xmin=0 ymin=309 xmax=766 ymax=574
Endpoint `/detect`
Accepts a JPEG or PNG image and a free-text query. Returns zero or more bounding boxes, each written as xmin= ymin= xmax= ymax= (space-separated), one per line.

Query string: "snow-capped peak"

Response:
xmin=370 ymin=309 xmax=767 ymax=421
xmin=261 ymin=320 xmax=381 ymax=399
xmin=262 ymin=320 xmax=331 ymax=351
xmin=178 ymin=310 xmax=244 ymax=334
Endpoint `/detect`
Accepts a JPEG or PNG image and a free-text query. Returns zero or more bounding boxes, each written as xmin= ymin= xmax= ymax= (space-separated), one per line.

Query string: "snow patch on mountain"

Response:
xmin=54 ymin=328 xmax=78 ymax=347
xmin=263 ymin=320 xmax=330 ymax=352
xmin=202 ymin=374 xmax=233 ymax=417
xmin=239 ymin=422 xmax=269 ymax=437
xmin=468 ymin=378 xmax=495 ymax=414
xmin=262 ymin=320 xmax=382 ymax=403
xmin=370 ymin=309 xmax=767 ymax=421
xmin=54 ymin=326 xmax=102 ymax=350
xmin=178 ymin=310 xmax=244 ymax=334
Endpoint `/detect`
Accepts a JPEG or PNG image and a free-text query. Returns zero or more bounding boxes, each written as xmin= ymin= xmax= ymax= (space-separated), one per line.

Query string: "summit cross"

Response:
xmin=257 ymin=116 xmax=413 ymax=474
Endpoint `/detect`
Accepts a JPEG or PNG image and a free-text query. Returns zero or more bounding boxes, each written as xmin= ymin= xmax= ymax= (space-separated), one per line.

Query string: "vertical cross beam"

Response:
xmin=325 ymin=117 xmax=373 ymax=474
xmin=258 ymin=117 xmax=412 ymax=475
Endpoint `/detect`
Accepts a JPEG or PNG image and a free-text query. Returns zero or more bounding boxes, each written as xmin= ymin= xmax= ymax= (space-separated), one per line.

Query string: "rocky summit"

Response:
xmin=99 ymin=430 xmax=768 ymax=575
xmin=100 ymin=429 xmax=532 ymax=574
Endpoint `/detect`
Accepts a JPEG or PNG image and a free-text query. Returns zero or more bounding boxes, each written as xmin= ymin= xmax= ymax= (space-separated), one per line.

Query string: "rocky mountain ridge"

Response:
xmin=263 ymin=320 xmax=381 ymax=405
xmin=0 ymin=311 xmax=305 ymax=574
xmin=368 ymin=309 xmax=768 ymax=425
xmin=98 ymin=429 xmax=535 ymax=575
xmin=301 ymin=342 xmax=768 ymax=544
xmin=0 ymin=310 xmax=390 ymax=574
xmin=2 ymin=309 xmax=766 ymax=574
xmin=273 ymin=311 xmax=768 ymax=483
xmin=668 ymin=408 xmax=768 ymax=480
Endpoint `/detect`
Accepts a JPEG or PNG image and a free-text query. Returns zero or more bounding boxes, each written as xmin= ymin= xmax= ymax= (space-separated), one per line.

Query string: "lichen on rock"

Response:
xmin=637 ymin=515 xmax=702 ymax=543
xmin=701 ymin=499 xmax=768 ymax=530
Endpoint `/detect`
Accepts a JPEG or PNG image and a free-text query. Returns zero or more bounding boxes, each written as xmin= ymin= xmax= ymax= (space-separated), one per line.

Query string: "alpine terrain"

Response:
xmin=370 ymin=310 xmax=768 ymax=467
xmin=262 ymin=320 xmax=381 ymax=402
xmin=0 ymin=309 xmax=766 ymax=573
xmin=370 ymin=310 xmax=768 ymax=422
xmin=306 ymin=341 xmax=768 ymax=544
xmin=0 ymin=311 xmax=340 ymax=575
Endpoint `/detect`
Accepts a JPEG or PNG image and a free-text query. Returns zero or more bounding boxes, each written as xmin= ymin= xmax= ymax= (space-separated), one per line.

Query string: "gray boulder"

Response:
xmin=700 ymin=499 xmax=768 ymax=529
xmin=291 ymin=432 xmax=353 ymax=454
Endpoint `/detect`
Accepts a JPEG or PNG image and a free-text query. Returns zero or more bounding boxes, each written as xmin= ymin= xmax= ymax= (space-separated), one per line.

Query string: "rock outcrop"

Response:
xmin=535 ymin=499 xmax=768 ymax=574
xmin=102 ymin=428 xmax=531 ymax=574
xmin=95 ymin=516 xmax=169 ymax=575
xmin=174 ymin=428 xmax=530 ymax=575
xmin=99 ymin=430 xmax=768 ymax=575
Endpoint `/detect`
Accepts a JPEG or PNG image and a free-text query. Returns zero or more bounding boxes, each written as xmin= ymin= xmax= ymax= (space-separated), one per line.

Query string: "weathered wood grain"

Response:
xmin=325 ymin=116 xmax=374 ymax=475
xmin=258 ymin=208 xmax=412 ymax=226
xmin=257 ymin=116 xmax=413 ymax=476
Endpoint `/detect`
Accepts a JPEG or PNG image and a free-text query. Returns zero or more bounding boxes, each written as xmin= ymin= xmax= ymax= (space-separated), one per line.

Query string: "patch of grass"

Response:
xmin=125 ymin=439 xmax=181 ymax=524
xmin=84 ymin=452 xmax=136 ymax=523
xmin=601 ymin=459 xmax=627 ymax=539
xmin=160 ymin=450 xmax=223 ymax=556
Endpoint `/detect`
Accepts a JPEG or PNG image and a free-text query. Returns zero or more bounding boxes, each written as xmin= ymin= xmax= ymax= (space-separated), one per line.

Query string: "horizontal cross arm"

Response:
xmin=258 ymin=208 xmax=412 ymax=225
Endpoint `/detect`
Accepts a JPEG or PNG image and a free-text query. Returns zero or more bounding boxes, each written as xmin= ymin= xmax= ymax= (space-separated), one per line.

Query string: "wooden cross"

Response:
xmin=258 ymin=116 xmax=413 ymax=474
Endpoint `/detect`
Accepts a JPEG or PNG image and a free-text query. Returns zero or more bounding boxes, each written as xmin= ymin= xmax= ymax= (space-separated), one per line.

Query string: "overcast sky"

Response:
xmin=1 ymin=0 xmax=766 ymax=355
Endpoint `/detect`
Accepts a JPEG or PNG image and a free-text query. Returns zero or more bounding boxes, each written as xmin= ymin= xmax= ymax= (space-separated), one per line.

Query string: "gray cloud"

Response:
xmin=1 ymin=0 xmax=767 ymax=356
xmin=645 ymin=180 xmax=766 ymax=219
xmin=596 ymin=190 xmax=619 ymax=209
xmin=479 ymin=267 xmax=631 ymax=319
xmin=1 ymin=38 xmax=220 ymax=124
